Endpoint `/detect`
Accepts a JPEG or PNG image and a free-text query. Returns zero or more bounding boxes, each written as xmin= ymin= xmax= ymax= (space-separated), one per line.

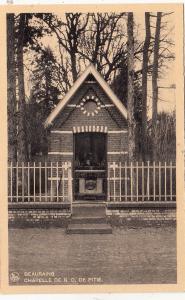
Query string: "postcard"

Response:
xmin=0 ymin=3 xmax=184 ymax=293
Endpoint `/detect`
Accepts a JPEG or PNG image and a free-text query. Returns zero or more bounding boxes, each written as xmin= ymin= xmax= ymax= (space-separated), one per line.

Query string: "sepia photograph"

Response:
xmin=5 ymin=6 xmax=181 ymax=288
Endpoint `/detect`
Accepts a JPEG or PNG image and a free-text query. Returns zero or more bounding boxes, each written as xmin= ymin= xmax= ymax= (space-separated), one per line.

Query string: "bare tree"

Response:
xmin=141 ymin=12 xmax=151 ymax=161
xmin=17 ymin=14 xmax=28 ymax=161
xmin=42 ymin=13 xmax=89 ymax=82
xmin=80 ymin=13 xmax=127 ymax=81
xmin=127 ymin=12 xmax=136 ymax=162
xmin=7 ymin=14 xmax=17 ymax=163
xmin=152 ymin=12 xmax=162 ymax=161
xmin=42 ymin=13 xmax=127 ymax=90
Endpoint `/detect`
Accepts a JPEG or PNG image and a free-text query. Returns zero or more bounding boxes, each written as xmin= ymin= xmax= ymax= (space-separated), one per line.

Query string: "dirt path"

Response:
xmin=9 ymin=226 xmax=176 ymax=285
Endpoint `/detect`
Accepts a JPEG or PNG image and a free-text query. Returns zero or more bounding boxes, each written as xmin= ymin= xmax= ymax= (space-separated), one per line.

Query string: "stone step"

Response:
xmin=66 ymin=223 xmax=112 ymax=234
xmin=74 ymin=201 xmax=106 ymax=205
xmin=70 ymin=216 xmax=107 ymax=224
xmin=72 ymin=205 xmax=106 ymax=217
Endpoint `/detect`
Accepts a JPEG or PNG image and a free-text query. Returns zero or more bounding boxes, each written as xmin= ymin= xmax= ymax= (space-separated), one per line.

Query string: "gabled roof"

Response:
xmin=44 ymin=64 xmax=127 ymax=127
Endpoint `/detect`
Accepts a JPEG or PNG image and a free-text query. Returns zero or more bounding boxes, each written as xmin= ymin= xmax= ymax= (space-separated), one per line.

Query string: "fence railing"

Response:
xmin=107 ymin=161 xmax=176 ymax=202
xmin=8 ymin=161 xmax=176 ymax=204
xmin=8 ymin=161 xmax=73 ymax=204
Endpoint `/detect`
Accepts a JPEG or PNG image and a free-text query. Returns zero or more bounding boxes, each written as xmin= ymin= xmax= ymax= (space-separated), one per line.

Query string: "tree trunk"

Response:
xmin=127 ymin=12 xmax=136 ymax=162
xmin=141 ymin=12 xmax=151 ymax=161
xmin=7 ymin=14 xmax=17 ymax=163
xmin=152 ymin=12 xmax=162 ymax=161
xmin=70 ymin=52 xmax=78 ymax=82
xmin=7 ymin=14 xmax=17 ymax=196
xmin=17 ymin=14 xmax=28 ymax=162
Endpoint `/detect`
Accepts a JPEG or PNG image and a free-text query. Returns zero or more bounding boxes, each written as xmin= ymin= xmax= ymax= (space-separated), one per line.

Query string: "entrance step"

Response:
xmin=73 ymin=202 xmax=106 ymax=206
xmin=70 ymin=216 xmax=107 ymax=224
xmin=66 ymin=223 xmax=112 ymax=234
xmin=72 ymin=205 xmax=106 ymax=217
xmin=66 ymin=203 xmax=112 ymax=234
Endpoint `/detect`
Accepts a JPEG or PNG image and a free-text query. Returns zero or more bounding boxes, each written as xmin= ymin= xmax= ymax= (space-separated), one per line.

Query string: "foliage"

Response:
xmin=30 ymin=46 xmax=60 ymax=112
xmin=146 ymin=112 xmax=176 ymax=161
xmin=111 ymin=65 xmax=142 ymax=123
xmin=27 ymin=46 xmax=61 ymax=157
xmin=26 ymin=102 xmax=48 ymax=157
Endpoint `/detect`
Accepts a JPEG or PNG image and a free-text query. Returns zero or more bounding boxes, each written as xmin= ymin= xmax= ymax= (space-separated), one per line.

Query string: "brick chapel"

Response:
xmin=45 ymin=64 xmax=128 ymax=201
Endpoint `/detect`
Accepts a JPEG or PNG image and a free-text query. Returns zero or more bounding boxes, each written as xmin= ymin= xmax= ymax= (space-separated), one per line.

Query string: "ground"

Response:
xmin=9 ymin=226 xmax=176 ymax=285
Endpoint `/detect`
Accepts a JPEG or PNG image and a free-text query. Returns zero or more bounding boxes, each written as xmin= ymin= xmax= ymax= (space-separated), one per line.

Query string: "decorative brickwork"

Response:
xmin=48 ymin=82 xmax=128 ymax=165
xmin=46 ymin=69 xmax=129 ymax=202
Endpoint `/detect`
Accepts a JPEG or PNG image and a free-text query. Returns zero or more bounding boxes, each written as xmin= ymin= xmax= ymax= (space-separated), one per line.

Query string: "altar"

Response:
xmin=74 ymin=132 xmax=106 ymax=200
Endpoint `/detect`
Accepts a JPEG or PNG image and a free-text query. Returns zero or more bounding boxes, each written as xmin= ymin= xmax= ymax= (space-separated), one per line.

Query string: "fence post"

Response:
xmin=39 ymin=162 xmax=41 ymax=202
xmin=136 ymin=161 xmax=138 ymax=201
xmin=28 ymin=162 xmax=30 ymax=202
xmin=107 ymin=162 xmax=110 ymax=202
xmin=22 ymin=162 xmax=24 ymax=202
xmin=130 ymin=161 xmax=133 ymax=201
xmin=119 ymin=161 xmax=121 ymax=202
xmin=10 ymin=162 xmax=13 ymax=202
xmin=56 ymin=161 xmax=59 ymax=202
xmin=16 ymin=161 xmax=18 ymax=202
xmin=113 ymin=162 xmax=116 ymax=202
xmin=153 ymin=161 xmax=155 ymax=201
xmin=62 ymin=163 xmax=65 ymax=202
xmin=67 ymin=162 xmax=73 ymax=215
xmin=147 ymin=161 xmax=150 ymax=201
xmin=159 ymin=161 xmax=161 ymax=201
xmin=125 ymin=161 xmax=127 ymax=201
xmin=165 ymin=161 xmax=167 ymax=201
xmin=33 ymin=162 xmax=36 ymax=202
xmin=50 ymin=162 xmax=53 ymax=202
xmin=170 ymin=161 xmax=172 ymax=201
xmin=142 ymin=161 xmax=144 ymax=201
xmin=45 ymin=161 xmax=47 ymax=202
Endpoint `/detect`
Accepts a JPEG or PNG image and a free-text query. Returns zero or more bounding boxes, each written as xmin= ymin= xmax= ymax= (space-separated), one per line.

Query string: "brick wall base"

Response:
xmin=106 ymin=203 xmax=176 ymax=227
xmin=8 ymin=202 xmax=176 ymax=228
xmin=8 ymin=203 xmax=71 ymax=228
